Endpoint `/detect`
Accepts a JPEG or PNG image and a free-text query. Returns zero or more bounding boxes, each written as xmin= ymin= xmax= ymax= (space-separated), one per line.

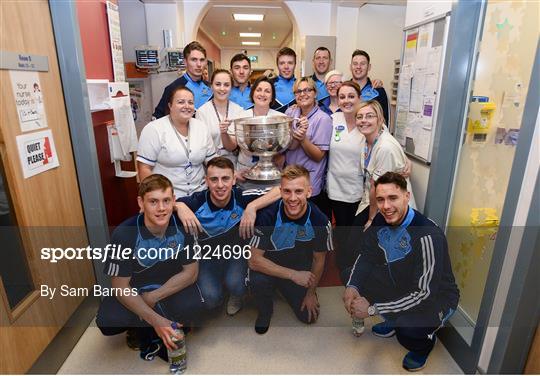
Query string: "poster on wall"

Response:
xmin=16 ymin=129 xmax=60 ymax=179
xmin=9 ymin=70 xmax=48 ymax=132
xmin=106 ymin=1 xmax=125 ymax=82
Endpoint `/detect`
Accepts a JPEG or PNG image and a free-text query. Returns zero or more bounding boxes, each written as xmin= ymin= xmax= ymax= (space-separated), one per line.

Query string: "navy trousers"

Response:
xmin=96 ymin=283 xmax=205 ymax=336
xmin=356 ymin=266 xmax=454 ymax=356
xmin=248 ymin=268 xmax=314 ymax=324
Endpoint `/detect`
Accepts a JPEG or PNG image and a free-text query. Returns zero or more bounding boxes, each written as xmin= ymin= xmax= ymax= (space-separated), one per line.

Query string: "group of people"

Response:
xmin=97 ymin=40 xmax=459 ymax=372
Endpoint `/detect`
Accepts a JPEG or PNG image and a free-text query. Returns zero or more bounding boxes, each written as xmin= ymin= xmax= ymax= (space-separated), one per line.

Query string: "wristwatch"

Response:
xmin=367 ymin=305 xmax=378 ymax=316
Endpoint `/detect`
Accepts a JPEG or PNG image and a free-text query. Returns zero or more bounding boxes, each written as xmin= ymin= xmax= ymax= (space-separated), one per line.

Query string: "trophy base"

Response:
xmin=245 ymin=158 xmax=282 ymax=181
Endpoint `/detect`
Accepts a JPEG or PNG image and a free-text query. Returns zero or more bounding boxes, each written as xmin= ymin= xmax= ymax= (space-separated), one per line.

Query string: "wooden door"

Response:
xmin=0 ymin=1 xmax=95 ymax=373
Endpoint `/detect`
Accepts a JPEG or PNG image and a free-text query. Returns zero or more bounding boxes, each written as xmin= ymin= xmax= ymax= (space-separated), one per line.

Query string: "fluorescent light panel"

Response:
xmin=233 ymin=13 xmax=264 ymax=21
xmin=242 ymin=41 xmax=260 ymax=46
xmin=239 ymin=32 xmax=261 ymax=38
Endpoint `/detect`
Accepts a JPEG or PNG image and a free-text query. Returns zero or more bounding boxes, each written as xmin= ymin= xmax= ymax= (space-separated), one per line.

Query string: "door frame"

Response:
xmin=425 ymin=0 xmax=540 ymax=372
xmin=49 ymin=0 xmax=110 ymax=287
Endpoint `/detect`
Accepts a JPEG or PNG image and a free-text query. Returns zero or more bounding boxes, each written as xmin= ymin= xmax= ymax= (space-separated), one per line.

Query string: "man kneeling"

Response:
xmin=248 ymin=165 xmax=333 ymax=334
xmin=96 ymin=174 xmax=204 ymax=360
xmin=343 ymin=172 xmax=459 ymax=371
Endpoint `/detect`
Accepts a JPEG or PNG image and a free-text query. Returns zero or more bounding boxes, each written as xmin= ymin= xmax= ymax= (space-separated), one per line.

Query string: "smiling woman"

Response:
xmin=196 ymin=69 xmax=244 ymax=165
xmin=284 ymin=77 xmax=333 ymax=218
xmin=137 ymin=86 xmax=217 ymax=198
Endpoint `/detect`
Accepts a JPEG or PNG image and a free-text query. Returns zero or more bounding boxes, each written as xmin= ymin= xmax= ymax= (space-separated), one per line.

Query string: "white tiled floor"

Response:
xmin=58 ymin=287 xmax=463 ymax=374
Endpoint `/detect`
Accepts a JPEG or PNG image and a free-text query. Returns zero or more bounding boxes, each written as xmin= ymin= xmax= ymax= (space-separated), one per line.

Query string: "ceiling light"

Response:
xmin=239 ymin=32 xmax=261 ymax=38
xmin=233 ymin=13 xmax=264 ymax=21
xmin=242 ymin=41 xmax=260 ymax=46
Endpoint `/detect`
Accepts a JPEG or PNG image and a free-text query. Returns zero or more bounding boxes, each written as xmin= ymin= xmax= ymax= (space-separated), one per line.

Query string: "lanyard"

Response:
xmin=211 ymin=99 xmax=229 ymax=123
xmin=363 ymin=129 xmax=383 ymax=169
xmin=170 ymin=119 xmax=190 ymax=162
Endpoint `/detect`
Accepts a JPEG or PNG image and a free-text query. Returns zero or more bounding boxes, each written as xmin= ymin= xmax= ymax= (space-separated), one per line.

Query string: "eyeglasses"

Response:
xmin=356 ymin=113 xmax=377 ymax=121
xmin=326 ymin=81 xmax=342 ymax=88
xmin=294 ymin=88 xmax=315 ymax=96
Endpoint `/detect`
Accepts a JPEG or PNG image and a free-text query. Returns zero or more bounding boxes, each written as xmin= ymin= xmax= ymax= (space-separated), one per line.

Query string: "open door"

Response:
xmin=0 ymin=0 xmax=95 ymax=373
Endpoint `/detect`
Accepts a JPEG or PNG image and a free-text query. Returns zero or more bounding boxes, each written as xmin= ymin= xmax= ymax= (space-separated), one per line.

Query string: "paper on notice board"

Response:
xmin=418 ymin=22 xmax=434 ymax=49
xmin=427 ymin=47 xmax=443 ymax=74
xmin=397 ymin=76 xmax=411 ymax=106
xmin=424 ymin=73 xmax=439 ymax=95
xmin=404 ymin=28 xmax=418 ymax=63
xmin=410 ymin=92 xmax=423 ymax=113
xmin=423 ymin=95 xmax=435 ymax=121
xmin=395 ymin=106 xmax=409 ymax=145
xmin=414 ymin=127 xmax=432 ymax=160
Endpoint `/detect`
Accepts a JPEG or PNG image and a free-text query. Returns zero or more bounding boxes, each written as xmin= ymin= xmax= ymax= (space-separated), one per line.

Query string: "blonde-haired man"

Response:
xmin=248 ymin=165 xmax=333 ymax=334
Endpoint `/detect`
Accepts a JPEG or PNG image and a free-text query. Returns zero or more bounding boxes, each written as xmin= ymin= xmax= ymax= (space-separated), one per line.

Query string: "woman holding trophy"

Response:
xmin=230 ymin=76 xmax=283 ymax=179
xmin=284 ymin=77 xmax=333 ymax=217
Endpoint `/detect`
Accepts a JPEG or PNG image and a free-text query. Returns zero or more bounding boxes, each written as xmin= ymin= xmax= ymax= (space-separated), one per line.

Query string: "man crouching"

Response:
xmin=248 ymin=165 xmax=333 ymax=334
xmin=343 ymin=172 xmax=459 ymax=371
xmin=96 ymin=174 xmax=204 ymax=361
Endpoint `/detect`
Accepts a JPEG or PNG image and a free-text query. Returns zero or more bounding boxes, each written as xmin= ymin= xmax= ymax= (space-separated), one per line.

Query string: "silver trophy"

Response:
xmin=234 ymin=115 xmax=293 ymax=180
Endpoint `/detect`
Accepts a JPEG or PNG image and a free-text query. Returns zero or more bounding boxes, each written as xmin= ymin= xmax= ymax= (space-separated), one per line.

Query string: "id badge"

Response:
xmin=185 ymin=162 xmax=194 ymax=177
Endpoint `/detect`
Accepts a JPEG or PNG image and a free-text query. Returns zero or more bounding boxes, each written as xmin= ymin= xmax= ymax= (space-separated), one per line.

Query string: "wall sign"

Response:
xmin=16 ymin=129 xmax=60 ymax=179
xmin=9 ymin=70 xmax=48 ymax=132
xmin=0 ymin=50 xmax=49 ymax=72
xmin=106 ymin=1 xmax=126 ymax=82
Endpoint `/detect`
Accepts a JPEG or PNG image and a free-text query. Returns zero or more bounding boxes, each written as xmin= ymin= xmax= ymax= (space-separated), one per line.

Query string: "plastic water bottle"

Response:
xmin=352 ymin=317 xmax=365 ymax=337
xmin=168 ymin=322 xmax=186 ymax=374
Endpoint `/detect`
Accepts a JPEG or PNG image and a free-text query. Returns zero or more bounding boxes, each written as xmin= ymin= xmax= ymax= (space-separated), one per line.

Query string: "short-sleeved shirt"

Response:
xmin=284 ymin=105 xmax=333 ymax=196
xmin=195 ymin=100 xmax=244 ymax=161
xmin=249 ymin=200 xmax=333 ymax=267
xmin=103 ymin=213 xmax=196 ymax=288
xmin=326 ymin=112 xmax=365 ymax=203
xmin=357 ymin=130 xmax=415 ymax=214
xmin=234 ymin=108 xmax=283 ymax=170
xmin=229 ymin=85 xmax=253 ymax=110
xmin=177 ymin=186 xmax=261 ymax=248
xmin=137 ymin=116 xmax=216 ymax=198
xmin=153 ymin=73 xmax=212 ymax=118
xmin=311 ymin=73 xmax=329 ymax=102
xmin=359 ymin=77 xmax=389 ymax=125
xmin=271 ymin=75 xmax=296 ymax=113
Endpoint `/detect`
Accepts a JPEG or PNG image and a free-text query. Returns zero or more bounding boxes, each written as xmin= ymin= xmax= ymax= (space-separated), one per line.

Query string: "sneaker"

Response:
xmin=402 ymin=351 xmax=429 ymax=371
xmin=254 ymin=313 xmax=272 ymax=335
xmin=352 ymin=317 xmax=365 ymax=337
xmin=372 ymin=320 xmax=396 ymax=338
xmin=139 ymin=338 xmax=162 ymax=361
xmin=126 ymin=328 xmax=141 ymax=350
xmin=226 ymin=295 xmax=243 ymax=316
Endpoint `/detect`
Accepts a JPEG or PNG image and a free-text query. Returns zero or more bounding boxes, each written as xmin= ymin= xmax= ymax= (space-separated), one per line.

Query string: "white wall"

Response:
xmin=335 ymin=5 xmax=359 ymax=76
xmin=183 ymin=0 xmax=208 ymax=43
xmin=284 ymin=1 xmax=331 ymax=37
xmin=410 ymin=161 xmax=430 ymax=212
xmin=144 ymin=3 xmax=183 ymax=110
xmin=220 ymin=48 xmax=279 ymax=71
xmin=117 ymin=0 xmax=147 ymax=62
xmin=356 ymin=4 xmax=406 ymax=94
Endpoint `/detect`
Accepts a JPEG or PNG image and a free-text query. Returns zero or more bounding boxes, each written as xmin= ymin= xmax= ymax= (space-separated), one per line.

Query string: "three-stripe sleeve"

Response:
xmin=375 ymin=235 xmax=437 ymax=314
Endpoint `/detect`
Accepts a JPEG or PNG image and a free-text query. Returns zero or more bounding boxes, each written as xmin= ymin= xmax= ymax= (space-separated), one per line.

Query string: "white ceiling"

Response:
xmin=198 ymin=3 xmax=293 ymax=48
